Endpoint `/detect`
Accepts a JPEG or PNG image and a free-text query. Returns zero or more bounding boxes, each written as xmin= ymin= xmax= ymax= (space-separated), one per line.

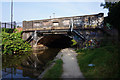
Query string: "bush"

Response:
xmin=2 ymin=28 xmax=14 ymax=33
xmin=1 ymin=31 xmax=31 ymax=55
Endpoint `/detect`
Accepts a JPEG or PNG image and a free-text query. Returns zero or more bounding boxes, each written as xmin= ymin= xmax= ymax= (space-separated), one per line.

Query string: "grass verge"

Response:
xmin=76 ymin=43 xmax=120 ymax=78
xmin=43 ymin=59 xmax=63 ymax=78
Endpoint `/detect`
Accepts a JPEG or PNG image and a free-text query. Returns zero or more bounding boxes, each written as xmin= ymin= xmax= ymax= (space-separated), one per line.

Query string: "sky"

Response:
xmin=2 ymin=1 xmax=108 ymax=24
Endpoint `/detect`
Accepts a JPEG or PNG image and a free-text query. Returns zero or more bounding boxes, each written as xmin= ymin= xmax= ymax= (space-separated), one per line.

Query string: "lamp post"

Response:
xmin=53 ymin=13 xmax=55 ymax=18
xmin=11 ymin=0 xmax=13 ymax=28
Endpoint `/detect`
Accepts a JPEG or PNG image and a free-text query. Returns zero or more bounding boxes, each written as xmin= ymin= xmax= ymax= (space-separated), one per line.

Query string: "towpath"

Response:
xmin=60 ymin=48 xmax=84 ymax=78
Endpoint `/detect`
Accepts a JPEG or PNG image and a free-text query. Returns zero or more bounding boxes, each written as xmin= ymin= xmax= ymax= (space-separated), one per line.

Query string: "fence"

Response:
xmin=1 ymin=22 xmax=22 ymax=28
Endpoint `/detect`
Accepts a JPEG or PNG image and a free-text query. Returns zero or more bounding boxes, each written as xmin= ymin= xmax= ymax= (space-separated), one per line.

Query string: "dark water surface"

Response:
xmin=2 ymin=48 xmax=61 ymax=79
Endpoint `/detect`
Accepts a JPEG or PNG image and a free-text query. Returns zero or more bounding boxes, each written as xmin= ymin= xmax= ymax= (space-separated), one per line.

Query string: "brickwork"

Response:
xmin=23 ymin=13 xmax=104 ymax=30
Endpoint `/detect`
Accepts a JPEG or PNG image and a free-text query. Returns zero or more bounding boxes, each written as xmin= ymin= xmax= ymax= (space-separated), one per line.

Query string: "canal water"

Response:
xmin=2 ymin=48 xmax=61 ymax=79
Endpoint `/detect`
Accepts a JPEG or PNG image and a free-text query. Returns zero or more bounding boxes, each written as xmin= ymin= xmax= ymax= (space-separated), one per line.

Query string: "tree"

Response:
xmin=101 ymin=1 xmax=120 ymax=34
xmin=101 ymin=2 xmax=118 ymax=11
xmin=108 ymin=2 xmax=120 ymax=32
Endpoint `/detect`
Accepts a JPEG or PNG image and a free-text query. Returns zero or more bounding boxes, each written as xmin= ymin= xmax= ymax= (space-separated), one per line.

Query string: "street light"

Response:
xmin=53 ymin=13 xmax=55 ymax=18
xmin=11 ymin=0 xmax=13 ymax=28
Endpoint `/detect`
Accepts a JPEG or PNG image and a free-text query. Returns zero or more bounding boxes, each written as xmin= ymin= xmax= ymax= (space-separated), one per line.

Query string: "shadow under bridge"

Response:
xmin=23 ymin=29 xmax=86 ymax=48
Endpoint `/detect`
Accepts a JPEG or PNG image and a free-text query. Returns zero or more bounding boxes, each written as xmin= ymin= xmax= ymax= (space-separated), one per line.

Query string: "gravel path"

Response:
xmin=61 ymin=48 xmax=85 ymax=78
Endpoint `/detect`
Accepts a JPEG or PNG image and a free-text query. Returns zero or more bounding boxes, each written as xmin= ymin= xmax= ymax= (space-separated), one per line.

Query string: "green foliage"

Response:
xmin=101 ymin=1 xmax=120 ymax=33
xmin=76 ymin=44 xmax=119 ymax=78
xmin=108 ymin=2 xmax=120 ymax=32
xmin=2 ymin=31 xmax=31 ymax=55
xmin=17 ymin=25 xmax=21 ymax=28
xmin=43 ymin=59 xmax=63 ymax=78
xmin=2 ymin=28 xmax=14 ymax=33
xmin=71 ymin=39 xmax=77 ymax=46
xmin=101 ymin=2 xmax=117 ymax=11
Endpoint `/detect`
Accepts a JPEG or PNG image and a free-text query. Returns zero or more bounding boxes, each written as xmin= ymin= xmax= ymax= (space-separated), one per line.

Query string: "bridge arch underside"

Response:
xmin=37 ymin=34 xmax=73 ymax=48
xmin=23 ymin=28 xmax=105 ymax=48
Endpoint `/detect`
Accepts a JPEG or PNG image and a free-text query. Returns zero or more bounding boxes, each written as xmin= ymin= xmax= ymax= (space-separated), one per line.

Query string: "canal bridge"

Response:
xmin=22 ymin=13 xmax=104 ymax=47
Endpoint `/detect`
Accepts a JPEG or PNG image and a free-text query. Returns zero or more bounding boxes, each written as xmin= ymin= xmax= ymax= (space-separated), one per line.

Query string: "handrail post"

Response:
xmin=34 ymin=30 xmax=37 ymax=46
xmin=70 ymin=18 xmax=74 ymax=32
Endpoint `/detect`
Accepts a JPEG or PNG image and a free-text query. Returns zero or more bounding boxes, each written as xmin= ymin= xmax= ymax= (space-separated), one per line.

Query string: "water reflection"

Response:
xmin=2 ymin=48 xmax=61 ymax=79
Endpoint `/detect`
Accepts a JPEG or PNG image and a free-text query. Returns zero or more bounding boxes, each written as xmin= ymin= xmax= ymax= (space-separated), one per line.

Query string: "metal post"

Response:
xmin=53 ymin=13 xmax=55 ymax=18
xmin=5 ymin=23 xmax=6 ymax=28
xmin=14 ymin=21 xmax=16 ymax=29
xmin=50 ymin=16 xmax=51 ymax=19
xmin=11 ymin=0 xmax=13 ymax=29
xmin=71 ymin=18 xmax=74 ymax=32
xmin=34 ymin=31 xmax=37 ymax=46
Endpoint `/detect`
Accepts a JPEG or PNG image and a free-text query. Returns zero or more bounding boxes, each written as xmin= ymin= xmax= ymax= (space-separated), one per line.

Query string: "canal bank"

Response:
xmin=2 ymin=48 xmax=61 ymax=79
xmin=76 ymin=43 xmax=120 ymax=78
xmin=38 ymin=48 xmax=63 ymax=78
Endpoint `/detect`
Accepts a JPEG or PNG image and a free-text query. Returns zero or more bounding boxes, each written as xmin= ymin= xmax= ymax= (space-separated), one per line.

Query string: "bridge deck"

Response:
xmin=23 ymin=27 xmax=70 ymax=31
xmin=23 ymin=27 xmax=102 ymax=33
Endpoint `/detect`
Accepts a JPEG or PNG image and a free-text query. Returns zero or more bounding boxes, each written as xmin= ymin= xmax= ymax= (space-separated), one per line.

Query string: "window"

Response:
xmin=53 ymin=22 xmax=59 ymax=26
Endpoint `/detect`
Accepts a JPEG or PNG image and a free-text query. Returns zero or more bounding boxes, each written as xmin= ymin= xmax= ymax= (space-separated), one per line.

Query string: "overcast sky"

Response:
xmin=2 ymin=1 xmax=108 ymax=23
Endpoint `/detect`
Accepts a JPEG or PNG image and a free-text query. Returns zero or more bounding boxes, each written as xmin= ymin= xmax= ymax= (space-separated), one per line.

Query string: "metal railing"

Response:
xmin=1 ymin=22 xmax=22 ymax=28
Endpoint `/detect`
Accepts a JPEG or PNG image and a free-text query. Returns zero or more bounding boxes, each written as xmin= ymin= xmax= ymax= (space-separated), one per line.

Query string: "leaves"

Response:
xmin=102 ymin=1 xmax=120 ymax=33
xmin=2 ymin=31 xmax=31 ymax=55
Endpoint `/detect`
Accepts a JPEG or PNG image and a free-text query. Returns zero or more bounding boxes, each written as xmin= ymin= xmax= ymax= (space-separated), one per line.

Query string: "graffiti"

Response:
xmin=23 ymin=13 xmax=104 ymax=29
xmin=83 ymin=39 xmax=100 ymax=49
